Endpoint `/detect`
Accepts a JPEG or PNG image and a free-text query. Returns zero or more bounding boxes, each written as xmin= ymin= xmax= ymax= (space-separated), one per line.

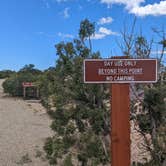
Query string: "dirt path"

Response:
xmin=0 ymin=79 xmax=53 ymax=166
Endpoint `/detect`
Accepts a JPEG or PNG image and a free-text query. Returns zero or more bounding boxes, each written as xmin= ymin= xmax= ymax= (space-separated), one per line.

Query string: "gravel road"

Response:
xmin=0 ymin=79 xmax=53 ymax=166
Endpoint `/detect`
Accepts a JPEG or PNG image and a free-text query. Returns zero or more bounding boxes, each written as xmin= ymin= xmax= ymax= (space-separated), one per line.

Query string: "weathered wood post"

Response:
xmin=111 ymin=83 xmax=130 ymax=166
xmin=23 ymin=86 xmax=26 ymax=98
xmin=36 ymin=87 xmax=39 ymax=98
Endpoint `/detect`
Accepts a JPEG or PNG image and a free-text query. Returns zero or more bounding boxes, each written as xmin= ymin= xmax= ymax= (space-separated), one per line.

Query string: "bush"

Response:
xmin=2 ymin=72 xmax=38 ymax=96
xmin=0 ymin=70 xmax=15 ymax=79
xmin=63 ymin=154 xmax=73 ymax=166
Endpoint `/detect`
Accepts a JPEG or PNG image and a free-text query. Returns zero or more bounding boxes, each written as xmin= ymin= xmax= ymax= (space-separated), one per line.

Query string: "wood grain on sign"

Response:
xmin=84 ymin=59 xmax=157 ymax=83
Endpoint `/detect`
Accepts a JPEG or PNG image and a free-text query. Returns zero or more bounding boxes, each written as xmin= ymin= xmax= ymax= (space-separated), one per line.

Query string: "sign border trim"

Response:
xmin=83 ymin=59 xmax=158 ymax=83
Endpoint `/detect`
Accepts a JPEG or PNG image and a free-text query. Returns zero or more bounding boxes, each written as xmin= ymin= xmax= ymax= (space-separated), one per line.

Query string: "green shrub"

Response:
xmin=63 ymin=154 xmax=73 ymax=166
xmin=0 ymin=70 xmax=15 ymax=78
xmin=2 ymin=68 xmax=40 ymax=96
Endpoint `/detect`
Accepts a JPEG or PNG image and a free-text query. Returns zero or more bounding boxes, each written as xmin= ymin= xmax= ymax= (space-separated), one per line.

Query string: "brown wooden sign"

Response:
xmin=84 ymin=58 xmax=158 ymax=166
xmin=84 ymin=59 xmax=157 ymax=83
xmin=22 ymin=82 xmax=34 ymax=87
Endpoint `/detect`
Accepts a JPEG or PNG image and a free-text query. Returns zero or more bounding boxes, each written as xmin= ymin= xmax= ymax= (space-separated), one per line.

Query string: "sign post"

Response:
xmin=22 ymin=82 xmax=39 ymax=99
xmin=84 ymin=58 xmax=157 ymax=166
xmin=111 ymin=83 xmax=130 ymax=166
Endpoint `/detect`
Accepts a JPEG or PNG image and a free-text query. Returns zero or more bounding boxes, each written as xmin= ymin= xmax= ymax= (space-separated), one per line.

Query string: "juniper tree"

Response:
xmin=44 ymin=19 xmax=110 ymax=166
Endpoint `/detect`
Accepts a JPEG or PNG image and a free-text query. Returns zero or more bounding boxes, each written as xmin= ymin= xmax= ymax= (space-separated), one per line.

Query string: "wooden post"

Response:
xmin=36 ymin=87 xmax=39 ymax=98
xmin=111 ymin=83 xmax=130 ymax=166
xmin=23 ymin=87 xmax=26 ymax=98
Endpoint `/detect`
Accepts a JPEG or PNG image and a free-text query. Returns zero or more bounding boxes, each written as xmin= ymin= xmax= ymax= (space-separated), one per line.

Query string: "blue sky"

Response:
xmin=0 ymin=0 xmax=165 ymax=71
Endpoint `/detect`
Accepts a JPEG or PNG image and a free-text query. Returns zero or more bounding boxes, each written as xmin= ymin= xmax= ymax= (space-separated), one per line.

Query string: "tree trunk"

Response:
xmin=88 ymin=36 xmax=92 ymax=54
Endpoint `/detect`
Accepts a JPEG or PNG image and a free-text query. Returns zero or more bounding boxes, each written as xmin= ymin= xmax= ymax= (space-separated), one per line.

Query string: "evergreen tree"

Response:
xmin=79 ymin=19 xmax=95 ymax=53
xmin=44 ymin=19 xmax=110 ymax=165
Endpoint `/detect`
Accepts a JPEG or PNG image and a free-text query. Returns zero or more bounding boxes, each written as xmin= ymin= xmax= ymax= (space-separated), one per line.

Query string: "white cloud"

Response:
xmin=91 ymin=33 xmax=106 ymax=40
xmin=98 ymin=17 xmax=113 ymax=25
xmin=58 ymin=32 xmax=74 ymax=39
xmin=131 ymin=1 xmax=166 ymax=16
xmin=101 ymin=0 xmax=166 ymax=16
xmin=99 ymin=27 xmax=117 ymax=35
xmin=63 ymin=7 xmax=70 ymax=18
xmin=92 ymin=27 xmax=119 ymax=40
xmin=36 ymin=31 xmax=74 ymax=39
xmin=100 ymin=0 xmax=144 ymax=9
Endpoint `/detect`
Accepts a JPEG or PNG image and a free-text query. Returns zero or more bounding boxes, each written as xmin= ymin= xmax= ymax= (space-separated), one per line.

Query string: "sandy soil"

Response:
xmin=0 ymin=79 xmax=53 ymax=166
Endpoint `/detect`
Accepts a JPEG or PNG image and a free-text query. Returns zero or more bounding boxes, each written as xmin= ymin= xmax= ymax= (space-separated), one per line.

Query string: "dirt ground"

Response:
xmin=0 ymin=79 xmax=53 ymax=166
